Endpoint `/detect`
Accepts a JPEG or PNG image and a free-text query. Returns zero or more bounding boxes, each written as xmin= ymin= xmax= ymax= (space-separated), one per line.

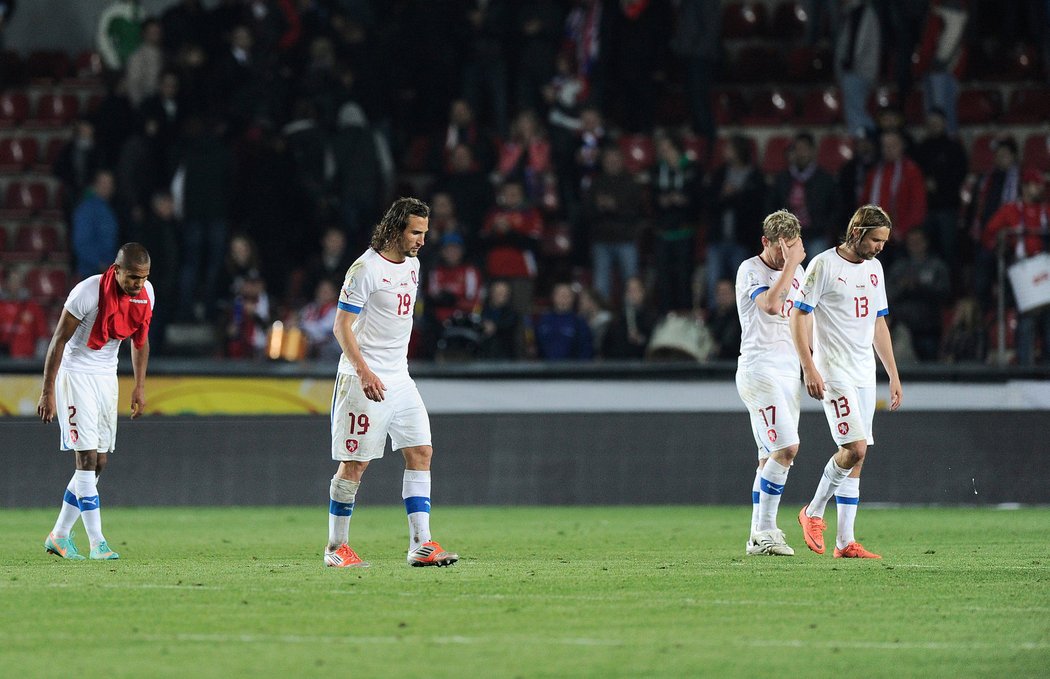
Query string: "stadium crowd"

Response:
xmin=1 ymin=0 xmax=1050 ymax=365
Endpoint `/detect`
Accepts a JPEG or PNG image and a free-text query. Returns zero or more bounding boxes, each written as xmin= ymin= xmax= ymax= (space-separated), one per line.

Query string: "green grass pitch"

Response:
xmin=1 ymin=506 xmax=1047 ymax=678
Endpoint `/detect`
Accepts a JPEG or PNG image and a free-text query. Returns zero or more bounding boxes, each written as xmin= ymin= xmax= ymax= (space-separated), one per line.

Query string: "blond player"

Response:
xmin=735 ymin=210 xmax=807 ymax=556
xmin=790 ymin=205 xmax=903 ymax=559
xmin=324 ymin=197 xmax=459 ymax=568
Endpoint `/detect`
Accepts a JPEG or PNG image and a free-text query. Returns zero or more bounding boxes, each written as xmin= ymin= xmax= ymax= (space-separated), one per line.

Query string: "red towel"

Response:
xmin=87 ymin=265 xmax=152 ymax=350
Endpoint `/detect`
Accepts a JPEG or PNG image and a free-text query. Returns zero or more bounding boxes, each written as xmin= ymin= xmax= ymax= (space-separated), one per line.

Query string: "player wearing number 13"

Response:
xmin=790 ymin=205 xmax=903 ymax=559
xmin=324 ymin=197 xmax=459 ymax=568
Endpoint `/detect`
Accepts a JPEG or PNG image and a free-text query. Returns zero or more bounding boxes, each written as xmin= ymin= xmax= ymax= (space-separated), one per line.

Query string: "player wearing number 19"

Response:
xmin=324 ymin=197 xmax=459 ymax=568
xmin=790 ymin=205 xmax=903 ymax=559
xmin=735 ymin=210 xmax=807 ymax=556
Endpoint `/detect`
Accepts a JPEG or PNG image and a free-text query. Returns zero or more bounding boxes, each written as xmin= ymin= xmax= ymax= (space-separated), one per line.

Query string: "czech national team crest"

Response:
xmin=70 ymin=429 xmax=78 ymax=443
xmin=345 ymin=439 xmax=358 ymax=453
xmin=870 ymin=274 xmax=879 ymax=287
xmin=791 ymin=278 xmax=799 ymax=289
xmin=837 ymin=422 xmax=850 ymax=436
xmin=767 ymin=429 xmax=777 ymax=443
xmin=411 ymin=271 xmax=417 ymax=285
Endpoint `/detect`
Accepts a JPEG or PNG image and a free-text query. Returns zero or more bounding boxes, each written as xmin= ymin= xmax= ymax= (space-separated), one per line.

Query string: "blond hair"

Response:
xmin=844 ymin=204 xmax=892 ymax=245
xmin=762 ymin=209 xmax=802 ymax=241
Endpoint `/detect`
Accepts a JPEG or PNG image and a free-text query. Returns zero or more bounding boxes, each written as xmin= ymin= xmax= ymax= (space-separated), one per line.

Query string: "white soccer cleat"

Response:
xmin=746 ymin=529 xmax=795 ymax=556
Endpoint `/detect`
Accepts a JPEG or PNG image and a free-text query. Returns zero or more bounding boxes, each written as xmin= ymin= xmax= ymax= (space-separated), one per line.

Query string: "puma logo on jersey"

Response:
xmin=837 ymin=277 xmax=847 ymax=285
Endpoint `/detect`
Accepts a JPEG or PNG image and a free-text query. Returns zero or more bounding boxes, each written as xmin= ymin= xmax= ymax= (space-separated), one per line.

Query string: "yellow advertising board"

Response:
xmin=0 ymin=375 xmax=335 ymax=416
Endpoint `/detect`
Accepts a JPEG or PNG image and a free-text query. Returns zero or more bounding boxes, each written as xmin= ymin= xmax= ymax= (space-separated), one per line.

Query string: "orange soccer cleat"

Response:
xmin=833 ymin=542 xmax=882 ymax=559
xmin=407 ymin=541 xmax=459 ymax=567
xmin=798 ymin=504 xmax=827 ymax=554
xmin=324 ymin=543 xmax=370 ymax=568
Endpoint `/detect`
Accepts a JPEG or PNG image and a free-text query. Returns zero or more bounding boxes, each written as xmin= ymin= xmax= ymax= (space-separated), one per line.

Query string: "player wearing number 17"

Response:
xmin=324 ymin=197 xmax=459 ymax=568
xmin=790 ymin=205 xmax=903 ymax=559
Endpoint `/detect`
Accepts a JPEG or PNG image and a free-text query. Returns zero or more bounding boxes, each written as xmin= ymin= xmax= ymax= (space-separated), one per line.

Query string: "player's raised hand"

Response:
xmin=888 ymin=378 xmax=903 ymax=411
xmin=37 ymin=391 xmax=56 ymax=422
xmin=802 ymin=367 xmax=825 ymax=401
xmin=130 ymin=386 xmax=146 ymax=419
xmin=780 ymin=237 xmax=806 ymax=268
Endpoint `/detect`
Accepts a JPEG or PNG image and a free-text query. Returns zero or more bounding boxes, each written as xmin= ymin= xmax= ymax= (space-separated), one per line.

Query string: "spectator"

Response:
xmin=126 ymin=18 xmax=165 ymax=107
xmin=571 ymin=105 xmax=607 ymax=200
xmin=223 ymin=274 xmax=270 ymax=359
xmin=563 ymin=0 xmax=607 ymax=108
xmin=584 ymin=145 xmax=645 ymax=302
xmin=837 ymin=127 xmax=880 ymax=224
xmin=706 ymin=134 xmax=765 ymax=310
xmin=331 ymin=102 xmax=383 ymax=245
xmin=513 ymin=0 xmax=564 ymax=115
xmin=428 ymin=99 xmax=495 ymax=175
xmin=835 ymin=0 xmax=881 ymax=135
xmin=534 ymin=282 xmax=592 ymax=361
xmin=461 ymin=0 xmax=511 ymax=137
xmin=434 ymin=144 xmax=494 ymax=242
xmin=607 ymin=0 xmax=668 ymax=133
xmin=652 ymin=133 xmax=699 ymax=313
xmin=160 ymin=0 xmax=211 ymax=59
xmin=0 ymin=268 xmax=49 ymax=359
xmin=282 ymin=98 xmax=329 ymax=226
xmin=981 ymin=169 xmax=1050 ymax=366
xmin=603 ymin=276 xmax=659 ymax=359
xmin=115 ymin=115 xmax=169 ymax=231
xmin=941 ymin=296 xmax=986 ymax=363
xmin=139 ymin=70 xmax=185 ymax=157
xmin=216 ymin=232 xmax=263 ymax=313
xmin=72 ymin=170 xmax=119 ymax=280
xmin=913 ymin=108 xmax=968 ymax=267
xmin=425 ymin=232 xmax=483 ymax=342
xmin=576 ymin=287 xmax=613 ymax=358
xmin=299 ymin=227 xmax=355 ymax=307
xmin=495 ymin=110 xmax=556 ymax=212
xmin=914 ymin=1 xmax=969 ymax=135
xmin=479 ymin=181 xmax=544 ymax=315
xmin=707 ymin=278 xmax=742 ymax=361
xmin=863 ymin=129 xmax=927 ymax=250
xmin=131 ymin=190 xmax=180 ymax=353
xmin=90 ymin=73 xmax=138 ymax=167
xmin=479 ymin=279 xmax=521 ymax=359
xmin=888 ymin=229 xmax=952 ymax=361
xmin=768 ymin=132 xmax=841 ymax=258
xmin=969 ymin=135 xmax=1021 ymax=304
xmin=53 ymin=120 xmax=102 ymax=215
xmin=671 ymin=0 xmax=720 ymax=144
xmin=544 ymin=50 xmax=588 ymax=166
xmin=298 ymin=278 xmax=341 ymax=361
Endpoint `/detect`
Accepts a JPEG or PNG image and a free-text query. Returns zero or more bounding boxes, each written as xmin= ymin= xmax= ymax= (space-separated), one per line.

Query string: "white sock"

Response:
xmin=52 ymin=474 xmax=81 ymax=538
xmin=74 ymin=469 xmax=104 ymax=548
xmin=807 ymin=457 xmax=851 ymax=519
xmin=403 ymin=469 xmax=432 ymax=551
xmin=757 ymin=458 xmax=790 ymax=532
xmin=750 ymin=468 xmax=761 ymax=535
xmin=328 ymin=477 xmax=359 ymax=549
xmin=835 ymin=476 xmax=861 ymax=549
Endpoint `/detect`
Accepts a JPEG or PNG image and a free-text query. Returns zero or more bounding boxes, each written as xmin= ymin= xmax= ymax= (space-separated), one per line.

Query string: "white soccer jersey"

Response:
xmin=736 ymin=255 xmax=805 ymax=377
xmin=794 ymin=248 xmax=888 ymax=387
xmin=61 ymin=276 xmax=156 ymax=374
xmin=337 ymin=248 xmax=420 ymax=384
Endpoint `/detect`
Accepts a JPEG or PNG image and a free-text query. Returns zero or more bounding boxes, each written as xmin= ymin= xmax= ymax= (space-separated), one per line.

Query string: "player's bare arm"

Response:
xmin=333 ymin=307 xmax=386 ymax=402
xmin=37 ymin=309 xmax=82 ymax=423
xmin=756 ymin=237 xmax=806 ymax=315
xmin=873 ymin=315 xmax=903 ymax=411
xmin=789 ymin=307 xmax=825 ymax=400
xmin=130 ymin=338 xmax=150 ymax=419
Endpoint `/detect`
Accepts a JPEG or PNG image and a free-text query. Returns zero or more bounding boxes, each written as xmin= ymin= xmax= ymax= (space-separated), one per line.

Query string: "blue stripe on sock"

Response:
xmin=329 ymin=500 xmax=354 ymax=516
xmin=759 ymin=478 xmax=785 ymax=495
xmin=78 ymin=495 xmax=100 ymax=511
xmin=835 ymin=495 xmax=860 ymax=505
xmin=404 ymin=496 xmax=431 ymax=514
xmin=752 ymin=491 xmax=760 ymax=504
xmin=63 ymin=490 xmax=79 ymax=508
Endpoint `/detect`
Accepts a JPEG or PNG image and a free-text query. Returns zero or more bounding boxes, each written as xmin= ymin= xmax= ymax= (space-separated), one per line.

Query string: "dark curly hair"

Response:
xmin=370 ymin=197 xmax=431 ymax=253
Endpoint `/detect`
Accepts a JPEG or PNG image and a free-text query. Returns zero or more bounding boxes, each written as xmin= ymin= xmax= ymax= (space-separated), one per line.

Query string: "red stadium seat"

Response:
xmin=785 ymin=45 xmax=831 ymax=83
xmin=731 ymin=45 xmax=783 ymax=83
xmin=957 ymin=89 xmax=1001 ymax=125
xmin=799 ymin=87 xmax=842 ymax=125
xmin=969 ymin=134 xmax=997 ymax=174
xmin=0 ymin=91 xmax=30 ymax=128
xmin=722 ymin=2 xmax=768 ymax=39
xmin=68 ymin=51 xmax=104 ymax=85
xmin=817 ymin=134 xmax=853 ymax=173
xmin=713 ymin=89 xmax=747 ymax=126
xmin=0 ymin=136 xmax=39 ymax=173
xmin=35 ymin=137 xmax=66 ymax=172
xmin=27 ymin=50 xmax=72 ymax=83
xmin=904 ymin=89 xmax=924 ymax=126
xmin=618 ymin=134 xmax=656 ymax=174
xmin=761 ymin=135 xmax=793 ymax=175
xmin=25 ymin=94 xmax=79 ymax=129
xmin=10 ymin=222 xmax=62 ymax=262
xmin=24 ymin=266 xmax=69 ymax=304
xmin=682 ymin=136 xmax=709 ymax=166
xmin=1002 ymin=88 xmax=1050 ymax=124
xmin=1023 ymin=134 xmax=1050 ymax=171
xmin=743 ymin=89 xmax=795 ymax=125
xmin=0 ymin=225 xmax=7 ymax=253
xmin=2 ymin=182 xmax=49 ymax=218
xmin=773 ymin=2 xmax=809 ymax=41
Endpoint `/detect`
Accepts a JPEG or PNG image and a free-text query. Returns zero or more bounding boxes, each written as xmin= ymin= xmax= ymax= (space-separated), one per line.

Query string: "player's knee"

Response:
xmin=95 ymin=455 xmax=108 ymax=475
xmin=842 ymin=441 xmax=867 ymax=466
xmin=778 ymin=445 xmax=799 ymax=463
xmin=403 ymin=445 xmax=432 ymax=469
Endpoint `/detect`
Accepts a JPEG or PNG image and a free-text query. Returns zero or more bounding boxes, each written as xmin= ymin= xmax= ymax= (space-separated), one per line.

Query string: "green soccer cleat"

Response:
xmin=89 ymin=540 xmax=120 ymax=560
xmin=44 ymin=531 xmax=86 ymax=560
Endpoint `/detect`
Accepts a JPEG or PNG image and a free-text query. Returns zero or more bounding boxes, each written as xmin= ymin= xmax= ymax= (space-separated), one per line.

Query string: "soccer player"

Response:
xmin=790 ymin=205 xmax=903 ymax=559
xmin=38 ymin=243 xmax=154 ymax=561
xmin=735 ymin=210 xmax=807 ymax=556
xmin=325 ymin=197 xmax=459 ymax=568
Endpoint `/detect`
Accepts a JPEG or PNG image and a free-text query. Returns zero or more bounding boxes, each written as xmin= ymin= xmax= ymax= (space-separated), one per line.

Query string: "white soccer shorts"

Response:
xmin=330 ymin=373 xmax=432 ymax=461
xmin=55 ymin=370 xmax=118 ymax=453
xmin=735 ymin=368 xmax=802 ymax=458
xmin=821 ymin=382 xmax=876 ymax=447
